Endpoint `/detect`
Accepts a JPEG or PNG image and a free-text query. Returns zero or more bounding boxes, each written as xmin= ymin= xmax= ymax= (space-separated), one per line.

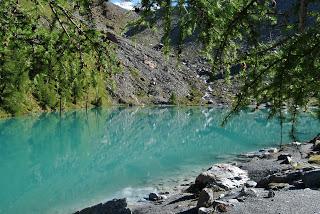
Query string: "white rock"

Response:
xmin=195 ymin=164 xmax=249 ymax=190
xmin=292 ymin=141 xmax=302 ymax=146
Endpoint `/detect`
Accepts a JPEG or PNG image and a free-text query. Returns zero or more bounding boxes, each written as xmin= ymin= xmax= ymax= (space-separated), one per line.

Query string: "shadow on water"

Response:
xmin=0 ymin=107 xmax=319 ymax=214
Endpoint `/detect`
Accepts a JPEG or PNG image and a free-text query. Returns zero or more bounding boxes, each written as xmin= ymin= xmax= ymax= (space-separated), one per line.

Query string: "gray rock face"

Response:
xmin=302 ymin=169 xmax=320 ymax=188
xmin=195 ymin=164 xmax=249 ymax=190
xmin=197 ymin=188 xmax=215 ymax=208
xmin=74 ymin=198 xmax=131 ymax=214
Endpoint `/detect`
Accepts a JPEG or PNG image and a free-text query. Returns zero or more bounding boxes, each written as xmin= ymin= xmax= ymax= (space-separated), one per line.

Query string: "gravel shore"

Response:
xmin=76 ymin=134 xmax=320 ymax=214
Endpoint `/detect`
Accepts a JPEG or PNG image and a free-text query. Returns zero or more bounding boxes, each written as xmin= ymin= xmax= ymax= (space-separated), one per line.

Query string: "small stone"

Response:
xmin=266 ymin=190 xmax=275 ymax=198
xmin=227 ymin=199 xmax=239 ymax=205
xmin=197 ymin=188 xmax=214 ymax=208
xmin=245 ymin=180 xmax=257 ymax=188
xmin=313 ymin=140 xmax=320 ymax=151
xmin=280 ymin=156 xmax=293 ymax=164
xmin=268 ymin=148 xmax=279 ymax=153
xmin=267 ymin=182 xmax=289 ymax=190
xmin=292 ymin=141 xmax=302 ymax=146
xmin=213 ymin=201 xmax=229 ymax=212
xmin=198 ymin=207 xmax=214 ymax=214
xmin=277 ymin=153 xmax=292 ymax=161
xmin=239 ymin=187 xmax=258 ymax=197
xmin=148 ymin=193 xmax=162 ymax=201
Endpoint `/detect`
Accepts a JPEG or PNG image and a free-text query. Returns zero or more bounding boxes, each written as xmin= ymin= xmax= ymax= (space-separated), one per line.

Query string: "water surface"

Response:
xmin=0 ymin=107 xmax=319 ymax=214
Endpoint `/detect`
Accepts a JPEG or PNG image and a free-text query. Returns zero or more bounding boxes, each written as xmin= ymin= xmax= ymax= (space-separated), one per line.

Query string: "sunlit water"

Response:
xmin=0 ymin=107 xmax=319 ymax=214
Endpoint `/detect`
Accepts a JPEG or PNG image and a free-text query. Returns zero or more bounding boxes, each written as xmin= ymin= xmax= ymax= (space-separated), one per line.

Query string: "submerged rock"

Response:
xmin=195 ymin=164 xmax=249 ymax=190
xmin=74 ymin=198 xmax=131 ymax=214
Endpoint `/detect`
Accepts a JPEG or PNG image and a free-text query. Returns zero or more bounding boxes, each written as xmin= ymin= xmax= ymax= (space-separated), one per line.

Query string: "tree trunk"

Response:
xmin=299 ymin=0 xmax=309 ymax=32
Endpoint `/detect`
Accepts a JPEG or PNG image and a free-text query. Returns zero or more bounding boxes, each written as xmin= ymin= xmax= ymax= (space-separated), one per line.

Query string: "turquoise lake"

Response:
xmin=0 ymin=107 xmax=319 ymax=214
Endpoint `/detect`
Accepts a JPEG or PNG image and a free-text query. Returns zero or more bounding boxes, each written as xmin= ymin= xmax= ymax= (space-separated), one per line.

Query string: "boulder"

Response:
xmin=302 ymin=169 xmax=320 ymax=188
xmin=195 ymin=164 xmax=249 ymax=190
xmin=197 ymin=188 xmax=215 ymax=208
xmin=74 ymin=198 xmax=131 ymax=214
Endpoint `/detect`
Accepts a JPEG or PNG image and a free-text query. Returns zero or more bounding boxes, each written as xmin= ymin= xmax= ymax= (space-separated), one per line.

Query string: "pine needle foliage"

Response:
xmin=0 ymin=0 xmax=120 ymax=115
xmin=139 ymin=0 xmax=320 ymax=137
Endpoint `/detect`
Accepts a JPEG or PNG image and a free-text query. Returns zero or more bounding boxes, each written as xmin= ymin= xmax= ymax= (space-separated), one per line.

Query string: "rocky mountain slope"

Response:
xmin=91 ymin=1 xmax=237 ymax=106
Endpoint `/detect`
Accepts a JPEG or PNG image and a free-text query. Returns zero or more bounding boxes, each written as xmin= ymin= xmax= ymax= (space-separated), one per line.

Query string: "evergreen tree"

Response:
xmin=139 ymin=0 xmax=320 ymax=137
xmin=0 ymin=0 xmax=120 ymax=115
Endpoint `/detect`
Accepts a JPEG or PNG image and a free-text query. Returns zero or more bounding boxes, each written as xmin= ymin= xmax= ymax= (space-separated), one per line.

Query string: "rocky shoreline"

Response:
xmin=75 ymin=134 xmax=320 ymax=214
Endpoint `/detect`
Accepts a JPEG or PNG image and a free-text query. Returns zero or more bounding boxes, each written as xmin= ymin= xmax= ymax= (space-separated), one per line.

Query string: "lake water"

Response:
xmin=0 ymin=107 xmax=319 ymax=214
